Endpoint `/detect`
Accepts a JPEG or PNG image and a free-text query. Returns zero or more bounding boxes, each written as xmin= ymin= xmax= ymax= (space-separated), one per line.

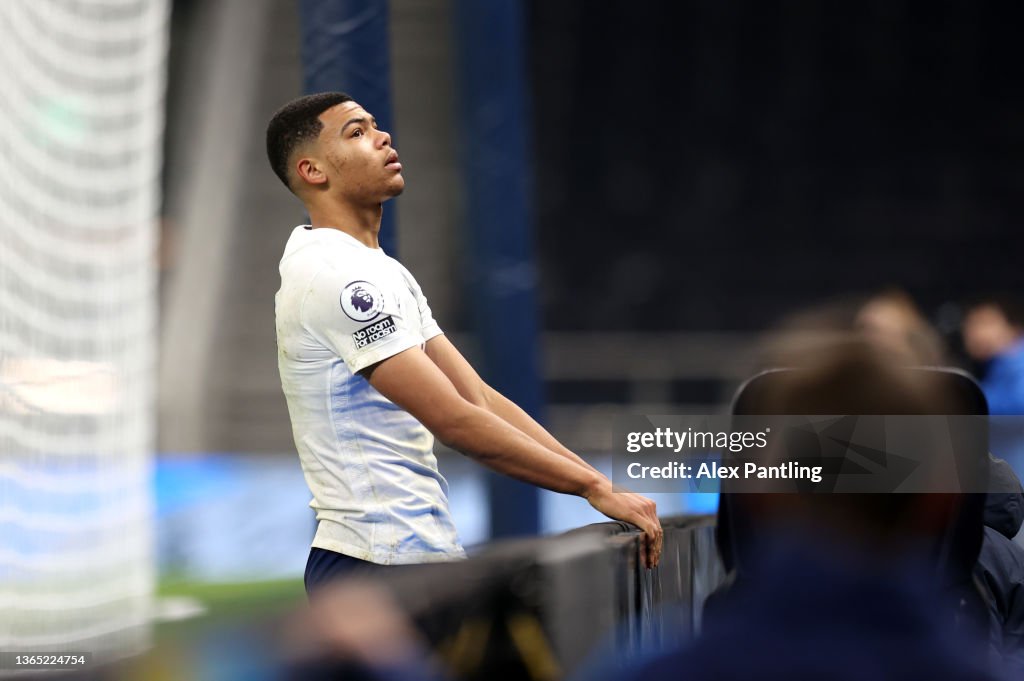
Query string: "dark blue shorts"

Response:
xmin=304 ymin=547 xmax=390 ymax=596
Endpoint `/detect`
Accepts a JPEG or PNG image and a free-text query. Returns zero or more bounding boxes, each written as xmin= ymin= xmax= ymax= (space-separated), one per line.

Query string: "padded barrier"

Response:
xmin=372 ymin=514 xmax=725 ymax=680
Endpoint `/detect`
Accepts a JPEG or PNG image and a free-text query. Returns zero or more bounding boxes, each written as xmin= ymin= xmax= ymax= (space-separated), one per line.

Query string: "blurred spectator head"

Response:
xmin=281 ymin=578 xmax=436 ymax=680
xmin=854 ymin=289 xmax=945 ymax=365
xmin=760 ymin=291 xmax=947 ymax=371
xmin=962 ymin=297 xmax=1024 ymax=362
xmin=742 ymin=342 xmax=964 ymax=554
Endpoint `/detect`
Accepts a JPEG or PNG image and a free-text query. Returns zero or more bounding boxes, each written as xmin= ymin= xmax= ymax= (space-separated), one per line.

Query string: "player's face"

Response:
xmin=315 ymin=100 xmax=404 ymax=203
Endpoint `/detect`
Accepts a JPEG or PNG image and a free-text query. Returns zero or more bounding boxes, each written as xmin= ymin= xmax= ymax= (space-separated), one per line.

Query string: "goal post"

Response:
xmin=0 ymin=0 xmax=169 ymax=665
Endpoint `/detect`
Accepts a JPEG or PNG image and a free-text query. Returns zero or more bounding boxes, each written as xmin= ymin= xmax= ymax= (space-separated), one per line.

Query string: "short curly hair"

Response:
xmin=266 ymin=92 xmax=353 ymax=190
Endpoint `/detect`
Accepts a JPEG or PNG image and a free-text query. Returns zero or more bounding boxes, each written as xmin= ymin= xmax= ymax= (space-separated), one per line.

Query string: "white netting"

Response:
xmin=0 ymin=0 xmax=168 ymax=666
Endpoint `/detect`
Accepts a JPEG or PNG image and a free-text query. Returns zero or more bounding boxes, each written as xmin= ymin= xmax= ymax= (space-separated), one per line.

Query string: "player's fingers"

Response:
xmin=634 ymin=518 xmax=658 ymax=569
xmin=648 ymin=523 xmax=662 ymax=568
xmin=641 ymin=499 xmax=662 ymax=568
xmin=639 ymin=528 xmax=652 ymax=569
xmin=653 ymin=526 xmax=663 ymax=568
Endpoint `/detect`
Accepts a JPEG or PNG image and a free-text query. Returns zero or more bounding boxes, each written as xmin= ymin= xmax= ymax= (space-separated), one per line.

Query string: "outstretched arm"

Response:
xmin=425 ymin=335 xmax=601 ymax=474
xmin=363 ymin=345 xmax=663 ymax=566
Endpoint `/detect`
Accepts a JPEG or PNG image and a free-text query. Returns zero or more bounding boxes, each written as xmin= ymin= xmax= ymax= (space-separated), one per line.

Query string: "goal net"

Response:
xmin=0 ymin=0 xmax=169 ymax=665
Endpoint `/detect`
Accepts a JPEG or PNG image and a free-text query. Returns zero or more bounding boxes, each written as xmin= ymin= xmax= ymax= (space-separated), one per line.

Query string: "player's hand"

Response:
xmin=585 ymin=481 xmax=663 ymax=568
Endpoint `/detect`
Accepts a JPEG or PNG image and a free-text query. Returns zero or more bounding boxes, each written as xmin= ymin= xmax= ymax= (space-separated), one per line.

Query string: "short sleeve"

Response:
xmin=399 ymin=263 xmax=443 ymax=341
xmin=300 ymin=266 xmax=421 ymax=373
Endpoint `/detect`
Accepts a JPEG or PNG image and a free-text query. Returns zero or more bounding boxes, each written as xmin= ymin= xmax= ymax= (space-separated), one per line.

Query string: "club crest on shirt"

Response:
xmin=353 ymin=316 xmax=397 ymax=349
xmin=340 ymin=280 xmax=384 ymax=322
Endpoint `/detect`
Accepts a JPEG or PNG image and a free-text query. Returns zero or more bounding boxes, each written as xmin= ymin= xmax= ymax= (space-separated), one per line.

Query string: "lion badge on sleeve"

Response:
xmin=340 ymin=281 xmax=384 ymax=322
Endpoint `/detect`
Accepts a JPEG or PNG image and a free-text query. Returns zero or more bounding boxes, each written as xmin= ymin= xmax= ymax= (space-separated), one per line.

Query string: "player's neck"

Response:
xmin=307 ymin=201 xmax=383 ymax=249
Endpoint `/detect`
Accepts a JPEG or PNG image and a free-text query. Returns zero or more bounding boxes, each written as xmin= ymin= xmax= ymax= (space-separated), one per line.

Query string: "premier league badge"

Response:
xmin=340 ymin=280 xmax=384 ymax=322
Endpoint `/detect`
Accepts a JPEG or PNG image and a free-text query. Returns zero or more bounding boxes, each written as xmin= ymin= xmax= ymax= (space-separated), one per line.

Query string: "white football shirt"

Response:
xmin=276 ymin=225 xmax=465 ymax=564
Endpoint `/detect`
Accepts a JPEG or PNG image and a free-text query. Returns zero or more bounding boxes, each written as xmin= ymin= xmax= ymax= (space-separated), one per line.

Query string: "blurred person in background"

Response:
xmin=767 ymin=295 xmax=1024 ymax=673
xmin=855 ymin=288 xmax=946 ymax=365
xmin=281 ymin=579 xmax=441 ymax=681
xmin=959 ymin=297 xmax=1024 ymax=673
xmin=265 ymin=92 xmax=662 ymax=595
xmin=980 ymin=456 xmax=1024 ymax=673
xmin=962 ymin=297 xmax=1024 ymax=499
xmin=963 ymin=298 xmax=1024 ymax=416
xmin=851 ymin=292 xmax=1024 ymax=670
xmin=757 ymin=289 xmax=944 ymax=369
xmin=594 ymin=342 xmax=1006 ymax=681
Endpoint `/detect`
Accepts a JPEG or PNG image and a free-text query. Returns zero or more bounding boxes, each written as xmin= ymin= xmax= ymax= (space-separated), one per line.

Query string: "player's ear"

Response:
xmin=295 ymin=156 xmax=328 ymax=187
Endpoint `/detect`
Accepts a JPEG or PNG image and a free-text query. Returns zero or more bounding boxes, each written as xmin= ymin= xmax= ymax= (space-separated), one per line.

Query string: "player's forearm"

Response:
xmin=438 ymin=404 xmax=604 ymax=498
xmin=482 ymin=387 xmax=603 ymax=476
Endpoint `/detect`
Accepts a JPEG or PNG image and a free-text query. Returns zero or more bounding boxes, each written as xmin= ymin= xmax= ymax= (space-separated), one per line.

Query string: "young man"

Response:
xmin=266 ymin=92 xmax=662 ymax=591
